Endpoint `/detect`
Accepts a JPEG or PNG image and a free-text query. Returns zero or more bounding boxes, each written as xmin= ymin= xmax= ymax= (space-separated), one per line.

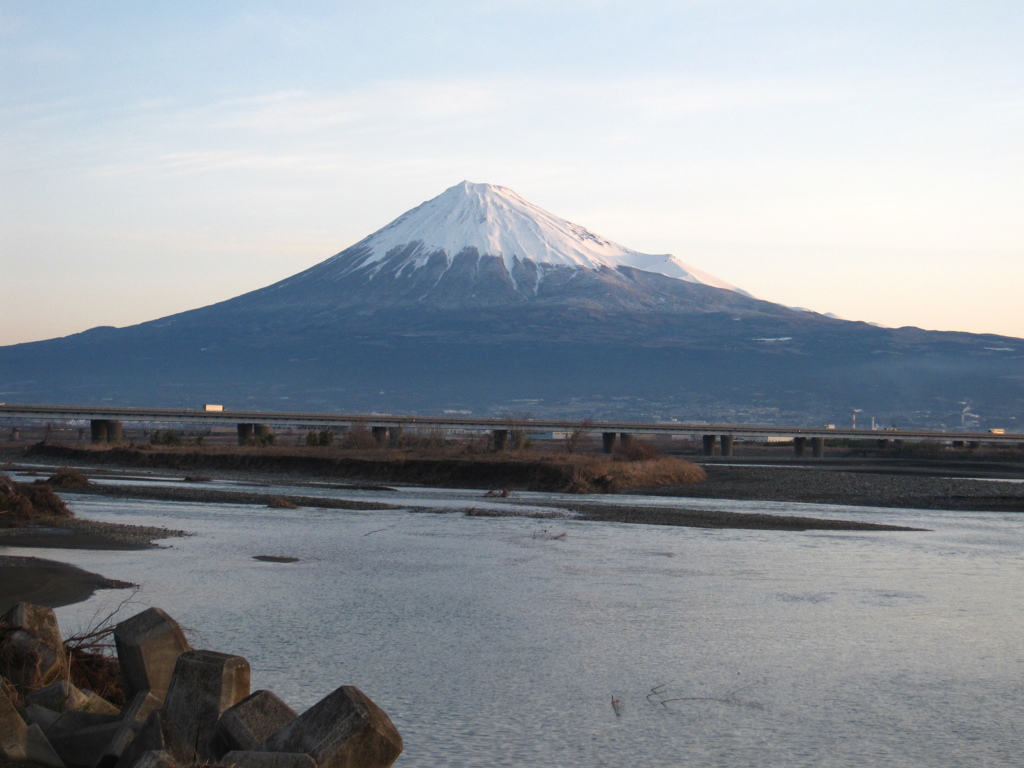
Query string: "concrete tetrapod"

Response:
xmin=222 ymin=751 xmax=316 ymax=768
xmin=0 ymin=603 xmax=69 ymax=693
xmin=211 ymin=689 xmax=297 ymax=757
xmin=160 ymin=650 xmax=251 ymax=763
xmin=261 ymin=685 xmax=403 ymax=768
xmin=113 ymin=608 xmax=191 ymax=704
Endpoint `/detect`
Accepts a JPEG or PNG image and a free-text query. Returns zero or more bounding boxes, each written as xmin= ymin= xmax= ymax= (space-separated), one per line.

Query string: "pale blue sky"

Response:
xmin=2 ymin=1 xmax=1022 ymax=345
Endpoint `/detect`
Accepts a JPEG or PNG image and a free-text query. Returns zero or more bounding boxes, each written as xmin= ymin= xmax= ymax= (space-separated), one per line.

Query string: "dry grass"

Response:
xmin=25 ymin=443 xmax=707 ymax=494
xmin=65 ymin=645 xmax=124 ymax=707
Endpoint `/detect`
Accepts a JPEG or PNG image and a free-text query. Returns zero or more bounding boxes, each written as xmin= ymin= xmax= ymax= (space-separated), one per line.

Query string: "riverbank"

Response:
xmin=0 ymin=556 xmax=135 ymax=613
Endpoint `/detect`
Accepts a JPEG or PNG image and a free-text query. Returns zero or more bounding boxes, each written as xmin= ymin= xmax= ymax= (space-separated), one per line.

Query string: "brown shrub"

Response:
xmin=0 ymin=475 xmax=73 ymax=523
xmin=267 ymin=497 xmax=298 ymax=509
xmin=46 ymin=468 xmax=90 ymax=487
xmin=614 ymin=441 xmax=660 ymax=462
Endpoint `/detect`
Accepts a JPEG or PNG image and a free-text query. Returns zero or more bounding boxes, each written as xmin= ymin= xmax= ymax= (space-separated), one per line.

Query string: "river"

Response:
xmin=8 ymin=478 xmax=1024 ymax=767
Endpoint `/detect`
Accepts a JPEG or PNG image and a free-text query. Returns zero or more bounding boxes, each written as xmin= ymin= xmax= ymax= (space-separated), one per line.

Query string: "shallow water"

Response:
xmin=7 ymin=485 xmax=1024 ymax=767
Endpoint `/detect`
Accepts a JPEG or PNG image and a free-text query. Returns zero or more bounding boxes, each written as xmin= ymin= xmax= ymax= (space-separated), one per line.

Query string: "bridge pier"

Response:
xmin=255 ymin=424 xmax=271 ymax=443
xmin=90 ymin=419 xmax=123 ymax=444
xmin=702 ymin=434 xmax=716 ymax=456
xmin=492 ymin=429 xmax=508 ymax=451
xmin=793 ymin=437 xmax=807 ymax=457
xmin=388 ymin=426 xmax=405 ymax=448
xmin=371 ymin=426 xmax=388 ymax=445
xmin=10 ymin=428 xmax=19 ymax=442
xmin=968 ymin=441 xmax=980 ymax=450
xmin=811 ymin=436 xmax=825 ymax=458
xmin=619 ymin=433 xmax=634 ymax=451
xmin=511 ymin=430 xmax=526 ymax=450
xmin=720 ymin=435 xmax=734 ymax=457
xmin=236 ymin=423 xmax=254 ymax=445
xmin=877 ymin=439 xmax=892 ymax=450
xmin=602 ymin=432 xmax=616 ymax=453
xmin=951 ymin=440 xmax=965 ymax=449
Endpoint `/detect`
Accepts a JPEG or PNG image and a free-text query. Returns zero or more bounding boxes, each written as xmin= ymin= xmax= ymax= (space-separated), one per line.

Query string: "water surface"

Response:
xmin=7 ymin=486 xmax=1024 ymax=767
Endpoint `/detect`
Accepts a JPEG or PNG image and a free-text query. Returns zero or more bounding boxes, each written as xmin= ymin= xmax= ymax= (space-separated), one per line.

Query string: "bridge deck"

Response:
xmin=0 ymin=404 xmax=1019 ymax=443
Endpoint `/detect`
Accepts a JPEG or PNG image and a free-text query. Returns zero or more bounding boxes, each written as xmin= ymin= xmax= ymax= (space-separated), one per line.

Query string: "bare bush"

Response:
xmin=564 ymin=419 xmax=593 ymax=453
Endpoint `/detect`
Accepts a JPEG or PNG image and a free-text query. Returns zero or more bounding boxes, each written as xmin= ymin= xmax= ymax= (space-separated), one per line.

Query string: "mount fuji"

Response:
xmin=1 ymin=182 xmax=1021 ymax=427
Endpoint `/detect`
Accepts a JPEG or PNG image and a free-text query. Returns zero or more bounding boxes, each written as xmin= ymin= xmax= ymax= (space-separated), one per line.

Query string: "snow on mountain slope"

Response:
xmin=319 ymin=181 xmax=750 ymax=296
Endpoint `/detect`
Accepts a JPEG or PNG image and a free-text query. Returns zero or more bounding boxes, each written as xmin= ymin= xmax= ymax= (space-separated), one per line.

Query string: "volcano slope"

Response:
xmin=2 ymin=182 xmax=1021 ymax=426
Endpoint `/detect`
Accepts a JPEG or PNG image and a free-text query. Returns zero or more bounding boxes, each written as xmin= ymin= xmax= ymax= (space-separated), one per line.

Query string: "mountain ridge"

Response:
xmin=0 ymin=181 xmax=1021 ymax=428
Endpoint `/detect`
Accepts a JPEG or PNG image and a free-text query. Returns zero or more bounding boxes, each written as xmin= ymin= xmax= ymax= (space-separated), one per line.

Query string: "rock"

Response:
xmin=211 ymin=689 xmax=297 ymax=757
xmin=24 ymin=723 xmax=65 ymax=768
xmin=26 ymin=681 xmax=89 ymax=713
xmin=161 ymin=650 xmax=250 ymax=762
xmin=222 ymin=750 xmax=316 ymax=768
xmin=113 ymin=608 xmax=190 ymax=704
xmin=261 ymin=685 xmax=403 ymax=768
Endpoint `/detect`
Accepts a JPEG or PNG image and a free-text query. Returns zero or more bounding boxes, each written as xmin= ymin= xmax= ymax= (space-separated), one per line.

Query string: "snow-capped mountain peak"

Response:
xmin=322 ymin=181 xmax=748 ymax=295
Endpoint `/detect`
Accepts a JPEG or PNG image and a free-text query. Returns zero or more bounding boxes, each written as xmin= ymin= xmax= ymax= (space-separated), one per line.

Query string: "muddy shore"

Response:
xmin=0 ymin=556 xmax=135 ymax=613
xmin=647 ymin=462 xmax=1024 ymax=512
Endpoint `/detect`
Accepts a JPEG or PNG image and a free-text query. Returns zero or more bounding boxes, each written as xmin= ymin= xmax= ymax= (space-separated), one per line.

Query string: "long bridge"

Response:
xmin=1 ymin=404 xmax=1020 ymax=458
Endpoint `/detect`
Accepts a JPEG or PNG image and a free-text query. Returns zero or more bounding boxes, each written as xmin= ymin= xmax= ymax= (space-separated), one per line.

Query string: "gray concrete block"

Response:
xmin=120 ymin=750 xmax=174 ymax=768
xmin=49 ymin=720 xmax=121 ymax=768
xmin=113 ymin=608 xmax=190 ymax=703
xmin=161 ymin=650 xmax=250 ymax=762
xmin=222 ymin=750 xmax=316 ymax=768
xmin=24 ymin=703 xmax=63 ymax=733
xmin=211 ymin=689 xmax=297 ymax=757
xmin=0 ymin=675 xmax=19 ymax=704
xmin=0 ymin=684 xmax=29 ymax=759
xmin=0 ymin=604 xmax=68 ymax=693
xmin=24 ymin=723 xmax=65 ymax=768
xmin=26 ymin=680 xmax=89 ymax=713
xmin=97 ymin=720 xmax=142 ymax=768
xmin=2 ymin=603 xmax=65 ymax=656
xmin=113 ymin=711 xmax=165 ymax=768
xmin=35 ymin=711 xmax=120 ymax=742
xmin=261 ymin=685 xmax=403 ymax=768
xmin=80 ymin=689 xmax=121 ymax=716
xmin=118 ymin=690 xmax=162 ymax=724
xmin=1 ymin=630 xmax=67 ymax=692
